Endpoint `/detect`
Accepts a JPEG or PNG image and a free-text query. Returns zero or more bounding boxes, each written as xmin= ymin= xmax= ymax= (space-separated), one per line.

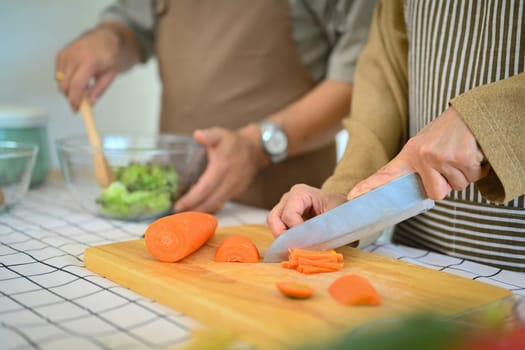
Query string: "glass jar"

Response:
xmin=0 ymin=104 xmax=50 ymax=187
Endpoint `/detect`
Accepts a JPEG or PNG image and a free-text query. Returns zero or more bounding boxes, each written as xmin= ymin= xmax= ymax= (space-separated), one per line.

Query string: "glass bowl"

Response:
xmin=0 ymin=141 xmax=38 ymax=212
xmin=55 ymin=134 xmax=207 ymax=221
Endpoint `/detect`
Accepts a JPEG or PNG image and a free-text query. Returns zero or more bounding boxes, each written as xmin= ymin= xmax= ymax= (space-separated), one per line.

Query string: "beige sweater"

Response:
xmin=322 ymin=0 xmax=525 ymax=204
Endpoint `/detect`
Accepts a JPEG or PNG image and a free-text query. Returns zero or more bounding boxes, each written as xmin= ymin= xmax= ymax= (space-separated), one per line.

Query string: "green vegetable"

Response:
xmin=96 ymin=163 xmax=179 ymax=219
xmin=298 ymin=312 xmax=467 ymax=350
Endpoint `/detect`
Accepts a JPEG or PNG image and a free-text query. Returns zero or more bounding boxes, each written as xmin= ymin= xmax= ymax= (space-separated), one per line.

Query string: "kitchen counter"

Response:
xmin=1 ymin=177 xmax=524 ymax=350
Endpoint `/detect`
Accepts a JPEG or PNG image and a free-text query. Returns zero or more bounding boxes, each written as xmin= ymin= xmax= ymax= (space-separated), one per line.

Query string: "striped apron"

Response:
xmin=393 ymin=0 xmax=525 ymax=271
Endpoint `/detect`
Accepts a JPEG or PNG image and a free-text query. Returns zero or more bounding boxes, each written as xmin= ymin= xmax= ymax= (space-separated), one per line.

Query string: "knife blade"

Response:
xmin=263 ymin=173 xmax=435 ymax=262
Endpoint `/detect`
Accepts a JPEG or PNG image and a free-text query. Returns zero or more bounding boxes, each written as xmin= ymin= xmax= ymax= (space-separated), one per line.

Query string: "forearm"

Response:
xmin=237 ymin=80 xmax=352 ymax=168
xmin=271 ymin=80 xmax=352 ymax=156
xmin=322 ymin=0 xmax=409 ymax=195
xmin=450 ymin=72 xmax=525 ymax=203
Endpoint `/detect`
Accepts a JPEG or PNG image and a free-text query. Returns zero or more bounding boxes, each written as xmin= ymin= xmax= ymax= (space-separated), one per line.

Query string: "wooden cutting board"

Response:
xmin=84 ymin=225 xmax=512 ymax=349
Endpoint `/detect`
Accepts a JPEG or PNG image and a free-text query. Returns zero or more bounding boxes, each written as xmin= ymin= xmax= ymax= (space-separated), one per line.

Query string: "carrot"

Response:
xmin=214 ymin=235 xmax=260 ymax=263
xmin=297 ymin=265 xmax=340 ymax=275
xmin=145 ymin=211 xmax=218 ymax=262
xmin=276 ymin=281 xmax=315 ymax=299
xmin=328 ymin=274 xmax=381 ymax=306
xmin=288 ymin=248 xmax=344 ymax=260
xmin=281 ymin=248 xmax=344 ymax=274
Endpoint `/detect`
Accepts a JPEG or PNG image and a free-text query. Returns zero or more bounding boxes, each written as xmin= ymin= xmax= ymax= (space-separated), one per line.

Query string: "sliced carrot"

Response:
xmin=328 ymin=274 xmax=381 ymax=306
xmin=281 ymin=248 xmax=344 ymax=274
xmin=145 ymin=212 xmax=218 ymax=262
xmin=288 ymin=248 xmax=343 ymax=261
xmin=214 ymin=235 xmax=260 ymax=263
xmin=296 ymin=257 xmax=344 ymax=270
xmin=276 ymin=281 xmax=315 ymax=299
xmin=298 ymin=265 xmax=340 ymax=274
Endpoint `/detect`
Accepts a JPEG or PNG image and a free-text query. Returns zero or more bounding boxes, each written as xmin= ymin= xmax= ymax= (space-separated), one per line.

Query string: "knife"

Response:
xmin=263 ymin=173 xmax=435 ymax=262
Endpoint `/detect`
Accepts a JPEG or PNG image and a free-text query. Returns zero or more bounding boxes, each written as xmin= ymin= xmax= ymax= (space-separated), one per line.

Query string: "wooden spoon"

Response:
xmin=79 ymin=96 xmax=113 ymax=188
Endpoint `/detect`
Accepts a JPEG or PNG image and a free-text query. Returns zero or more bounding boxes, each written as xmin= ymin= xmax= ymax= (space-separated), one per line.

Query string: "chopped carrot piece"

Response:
xmin=214 ymin=235 xmax=260 ymax=263
xmin=280 ymin=248 xmax=344 ymax=274
xmin=328 ymin=274 xmax=381 ymax=306
xmin=281 ymin=261 xmax=291 ymax=268
xmin=296 ymin=257 xmax=344 ymax=270
xmin=276 ymin=281 xmax=315 ymax=299
xmin=298 ymin=266 xmax=339 ymax=274
xmin=145 ymin=212 xmax=218 ymax=262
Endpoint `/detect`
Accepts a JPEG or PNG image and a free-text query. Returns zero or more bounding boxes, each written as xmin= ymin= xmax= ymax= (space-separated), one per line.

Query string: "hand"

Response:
xmin=347 ymin=106 xmax=490 ymax=201
xmin=55 ymin=26 xmax=121 ymax=111
xmin=174 ymin=126 xmax=266 ymax=213
xmin=267 ymin=184 xmax=347 ymax=238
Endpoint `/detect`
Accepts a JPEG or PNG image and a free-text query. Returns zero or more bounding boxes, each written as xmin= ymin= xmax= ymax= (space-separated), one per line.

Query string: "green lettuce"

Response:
xmin=96 ymin=163 xmax=179 ymax=219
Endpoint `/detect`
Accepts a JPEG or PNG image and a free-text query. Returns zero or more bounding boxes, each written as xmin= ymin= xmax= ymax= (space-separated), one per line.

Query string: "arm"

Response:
xmin=321 ymin=0 xmax=409 ymax=195
xmin=56 ymin=1 xmax=154 ymax=111
xmin=345 ymin=33 xmax=524 ymax=202
xmin=174 ymin=79 xmax=354 ymax=213
xmin=239 ymin=79 xmax=353 ymax=163
xmin=451 ymin=73 xmax=525 ymax=203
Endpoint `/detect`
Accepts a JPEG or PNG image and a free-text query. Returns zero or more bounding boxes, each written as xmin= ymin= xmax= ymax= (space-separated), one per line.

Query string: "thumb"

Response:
xmin=89 ymin=71 xmax=115 ymax=104
xmin=347 ymin=167 xmax=409 ymax=201
xmin=193 ymin=128 xmax=222 ymax=147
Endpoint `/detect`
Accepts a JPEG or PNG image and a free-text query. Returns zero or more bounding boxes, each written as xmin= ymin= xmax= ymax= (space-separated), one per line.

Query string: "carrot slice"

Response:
xmin=214 ymin=235 xmax=260 ymax=263
xmin=296 ymin=257 xmax=344 ymax=270
xmin=145 ymin=212 xmax=218 ymax=262
xmin=289 ymin=248 xmax=343 ymax=260
xmin=297 ymin=265 xmax=339 ymax=274
xmin=328 ymin=274 xmax=381 ymax=306
xmin=281 ymin=248 xmax=344 ymax=274
xmin=276 ymin=281 xmax=315 ymax=299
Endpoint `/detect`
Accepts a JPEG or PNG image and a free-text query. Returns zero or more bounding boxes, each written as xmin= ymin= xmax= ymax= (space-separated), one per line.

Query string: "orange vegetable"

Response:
xmin=281 ymin=248 xmax=344 ymax=274
xmin=276 ymin=281 xmax=315 ymax=299
xmin=145 ymin=211 xmax=218 ymax=262
xmin=328 ymin=274 xmax=381 ymax=306
xmin=214 ymin=235 xmax=260 ymax=263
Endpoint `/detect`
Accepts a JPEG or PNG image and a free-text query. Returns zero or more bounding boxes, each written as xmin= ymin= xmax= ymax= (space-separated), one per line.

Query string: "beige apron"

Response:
xmin=155 ymin=0 xmax=337 ymax=209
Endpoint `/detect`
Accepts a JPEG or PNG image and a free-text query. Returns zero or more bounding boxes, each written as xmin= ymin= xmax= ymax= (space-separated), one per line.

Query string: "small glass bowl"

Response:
xmin=0 ymin=141 xmax=38 ymax=212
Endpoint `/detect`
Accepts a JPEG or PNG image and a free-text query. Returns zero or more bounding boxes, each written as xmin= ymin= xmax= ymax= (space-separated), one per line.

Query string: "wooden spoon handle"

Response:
xmin=79 ymin=96 xmax=113 ymax=188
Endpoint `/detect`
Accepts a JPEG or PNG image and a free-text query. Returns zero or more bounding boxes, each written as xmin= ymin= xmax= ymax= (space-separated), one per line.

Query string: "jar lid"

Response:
xmin=0 ymin=104 xmax=48 ymax=128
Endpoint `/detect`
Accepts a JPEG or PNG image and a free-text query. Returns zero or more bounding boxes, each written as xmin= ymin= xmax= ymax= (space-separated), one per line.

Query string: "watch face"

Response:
xmin=261 ymin=122 xmax=288 ymax=163
xmin=266 ymin=128 xmax=288 ymax=154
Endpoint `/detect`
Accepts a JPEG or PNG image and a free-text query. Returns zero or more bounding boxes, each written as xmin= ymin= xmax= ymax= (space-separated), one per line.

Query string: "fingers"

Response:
xmin=279 ymin=185 xmax=318 ymax=228
xmin=194 ymin=128 xmax=221 ymax=147
xmin=66 ymin=64 xmax=96 ymax=111
xmin=416 ymin=167 xmax=452 ymax=199
xmin=347 ymin=165 xmax=409 ymax=200
xmin=174 ymin=165 xmax=225 ymax=213
xmin=55 ymin=58 xmax=91 ymax=111
xmin=55 ymin=28 xmax=121 ymax=111
xmin=266 ymin=195 xmax=289 ymax=237
xmin=88 ymin=71 xmax=115 ymax=104
xmin=267 ymin=185 xmax=347 ymax=238
xmin=267 ymin=185 xmax=315 ymax=238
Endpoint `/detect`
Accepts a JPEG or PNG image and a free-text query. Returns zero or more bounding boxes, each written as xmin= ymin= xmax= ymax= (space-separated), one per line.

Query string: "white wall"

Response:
xmin=0 ymin=0 xmax=160 ymax=169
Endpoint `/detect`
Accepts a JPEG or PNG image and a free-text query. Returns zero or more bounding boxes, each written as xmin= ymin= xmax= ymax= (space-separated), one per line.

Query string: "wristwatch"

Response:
xmin=259 ymin=120 xmax=288 ymax=164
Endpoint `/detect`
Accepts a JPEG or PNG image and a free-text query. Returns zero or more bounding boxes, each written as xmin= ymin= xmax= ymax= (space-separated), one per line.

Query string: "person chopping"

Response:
xmin=267 ymin=0 xmax=525 ymax=272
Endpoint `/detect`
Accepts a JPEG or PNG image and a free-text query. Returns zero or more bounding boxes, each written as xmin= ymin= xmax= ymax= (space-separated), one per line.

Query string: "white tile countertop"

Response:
xmin=1 ymin=178 xmax=524 ymax=349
